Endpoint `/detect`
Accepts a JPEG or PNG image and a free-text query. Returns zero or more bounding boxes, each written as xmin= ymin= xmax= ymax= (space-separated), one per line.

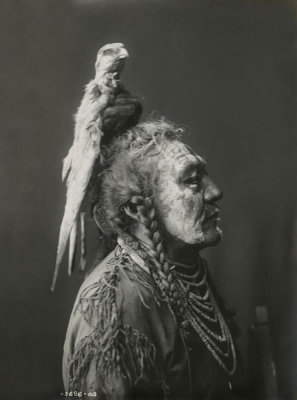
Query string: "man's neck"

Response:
xmin=164 ymin=238 xmax=199 ymax=266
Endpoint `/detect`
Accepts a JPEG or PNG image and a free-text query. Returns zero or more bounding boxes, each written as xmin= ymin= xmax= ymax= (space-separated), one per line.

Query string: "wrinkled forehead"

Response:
xmin=158 ymin=140 xmax=206 ymax=174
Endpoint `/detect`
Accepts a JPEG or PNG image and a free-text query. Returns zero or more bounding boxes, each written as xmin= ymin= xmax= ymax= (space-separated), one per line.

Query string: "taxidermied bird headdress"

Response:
xmin=52 ymin=43 xmax=142 ymax=290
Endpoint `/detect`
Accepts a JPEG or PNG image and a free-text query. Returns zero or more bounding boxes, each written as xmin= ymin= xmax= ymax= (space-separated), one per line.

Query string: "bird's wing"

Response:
xmin=52 ymin=128 xmax=100 ymax=291
xmin=52 ymin=43 xmax=128 ymax=291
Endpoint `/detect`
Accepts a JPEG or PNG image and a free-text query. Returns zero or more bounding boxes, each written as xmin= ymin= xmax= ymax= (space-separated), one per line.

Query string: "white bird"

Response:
xmin=51 ymin=43 xmax=129 ymax=291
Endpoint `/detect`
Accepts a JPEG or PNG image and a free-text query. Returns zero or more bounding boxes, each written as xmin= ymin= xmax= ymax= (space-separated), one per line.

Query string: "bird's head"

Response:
xmin=95 ymin=43 xmax=129 ymax=79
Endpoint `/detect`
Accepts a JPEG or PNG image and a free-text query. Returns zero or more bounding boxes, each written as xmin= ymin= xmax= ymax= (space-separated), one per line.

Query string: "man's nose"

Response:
xmin=203 ymin=176 xmax=223 ymax=202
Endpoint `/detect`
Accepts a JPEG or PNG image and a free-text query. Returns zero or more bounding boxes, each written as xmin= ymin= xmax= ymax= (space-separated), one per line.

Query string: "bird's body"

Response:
xmin=52 ymin=43 xmax=129 ymax=291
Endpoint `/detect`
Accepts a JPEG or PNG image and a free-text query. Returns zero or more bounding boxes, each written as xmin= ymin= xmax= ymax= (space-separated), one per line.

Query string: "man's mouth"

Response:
xmin=204 ymin=208 xmax=220 ymax=222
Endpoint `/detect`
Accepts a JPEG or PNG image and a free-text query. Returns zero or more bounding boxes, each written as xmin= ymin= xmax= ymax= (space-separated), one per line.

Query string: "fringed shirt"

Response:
xmin=62 ymin=242 xmax=240 ymax=400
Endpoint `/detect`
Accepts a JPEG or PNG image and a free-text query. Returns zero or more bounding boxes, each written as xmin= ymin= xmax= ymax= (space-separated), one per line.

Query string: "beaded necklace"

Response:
xmin=118 ymin=236 xmax=237 ymax=377
xmin=172 ymin=259 xmax=237 ymax=376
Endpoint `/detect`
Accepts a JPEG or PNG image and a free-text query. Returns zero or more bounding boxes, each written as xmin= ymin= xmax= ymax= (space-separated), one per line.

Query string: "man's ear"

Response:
xmin=122 ymin=201 xmax=140 ymax=222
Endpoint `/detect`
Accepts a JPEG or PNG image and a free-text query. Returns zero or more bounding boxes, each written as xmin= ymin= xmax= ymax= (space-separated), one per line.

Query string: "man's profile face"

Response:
xmin=153 ymin=140 xmax=223 ymax=248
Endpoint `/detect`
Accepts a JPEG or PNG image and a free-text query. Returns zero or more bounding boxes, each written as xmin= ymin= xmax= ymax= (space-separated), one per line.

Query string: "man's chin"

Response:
xmin=165 ymin=225 xmax=223 ymax=248
xmin=200 ymin=226 xmax=223 ymax=248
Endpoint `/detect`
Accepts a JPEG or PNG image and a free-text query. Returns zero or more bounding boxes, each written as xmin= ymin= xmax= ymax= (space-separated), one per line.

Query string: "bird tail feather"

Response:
xmin=62 ymin=148 xmax=72 ymax=182
xmin=80 ymin=212 xmax=87 ymax=272
xmin=51 ymin=208 xmax=79 ymax=291
xmin=68 ymin=219 xmax=78 ymax=276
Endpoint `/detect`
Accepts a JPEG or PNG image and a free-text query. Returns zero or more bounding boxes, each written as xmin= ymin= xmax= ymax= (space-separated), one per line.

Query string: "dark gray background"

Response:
xmin=0 ymin=0 xmax=296 ymax=399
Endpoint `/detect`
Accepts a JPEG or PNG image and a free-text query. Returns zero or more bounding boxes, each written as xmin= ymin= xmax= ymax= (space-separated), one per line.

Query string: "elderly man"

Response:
xmin=58 ymin=44 xmax=240 ymax=400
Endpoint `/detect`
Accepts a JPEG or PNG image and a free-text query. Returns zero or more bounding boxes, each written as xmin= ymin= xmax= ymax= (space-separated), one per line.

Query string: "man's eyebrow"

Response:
xmin=196 ymin=155 xmax=207 ymax=167
xmin=183 ymin=145 xmax=207 ymax=167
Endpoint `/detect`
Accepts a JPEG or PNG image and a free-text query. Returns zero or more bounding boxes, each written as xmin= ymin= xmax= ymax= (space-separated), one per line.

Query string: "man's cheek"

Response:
xmin=184 ymin=193 xmax=203 ymax=221
xmin=159 ymin=186 xmax=184 ymax=218
xmin=169 ymin=207 xmax=187 ymax=229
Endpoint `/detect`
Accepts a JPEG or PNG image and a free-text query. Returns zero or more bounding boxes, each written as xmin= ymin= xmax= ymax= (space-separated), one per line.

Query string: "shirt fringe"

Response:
xmin=68 ymin=264 xmax=163 ymax=395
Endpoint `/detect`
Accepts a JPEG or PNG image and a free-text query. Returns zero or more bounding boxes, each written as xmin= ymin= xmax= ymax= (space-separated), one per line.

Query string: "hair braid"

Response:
xmin=130 ymin=195 xmax=184 ymax=317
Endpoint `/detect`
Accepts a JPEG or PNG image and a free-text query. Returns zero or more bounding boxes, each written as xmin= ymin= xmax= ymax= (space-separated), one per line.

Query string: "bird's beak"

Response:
xmin=118 ymin=47 xmax=129 ymax=60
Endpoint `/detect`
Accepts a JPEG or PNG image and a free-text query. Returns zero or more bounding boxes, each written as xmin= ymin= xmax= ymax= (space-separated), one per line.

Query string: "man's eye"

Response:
xmin=184 ymin=176 xmax=200 ymax=187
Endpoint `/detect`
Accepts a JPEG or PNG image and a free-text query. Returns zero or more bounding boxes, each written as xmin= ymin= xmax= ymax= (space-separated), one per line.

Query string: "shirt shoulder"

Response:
xmin=63 ymin=247 xmax=169 ymax=392
xmin=76 ymin=247 xmax=167 ymax=331
xmin=66 ymin=247 xmax=166 ymax=337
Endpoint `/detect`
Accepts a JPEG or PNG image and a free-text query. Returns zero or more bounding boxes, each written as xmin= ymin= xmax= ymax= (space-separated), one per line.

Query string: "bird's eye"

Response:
xmin=103 ymin=48 xmax=113 ymax=56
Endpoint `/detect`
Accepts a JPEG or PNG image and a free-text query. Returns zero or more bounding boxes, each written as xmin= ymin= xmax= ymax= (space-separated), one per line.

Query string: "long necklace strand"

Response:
xmin=172 ymin=259 xmax=237 ymax=376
